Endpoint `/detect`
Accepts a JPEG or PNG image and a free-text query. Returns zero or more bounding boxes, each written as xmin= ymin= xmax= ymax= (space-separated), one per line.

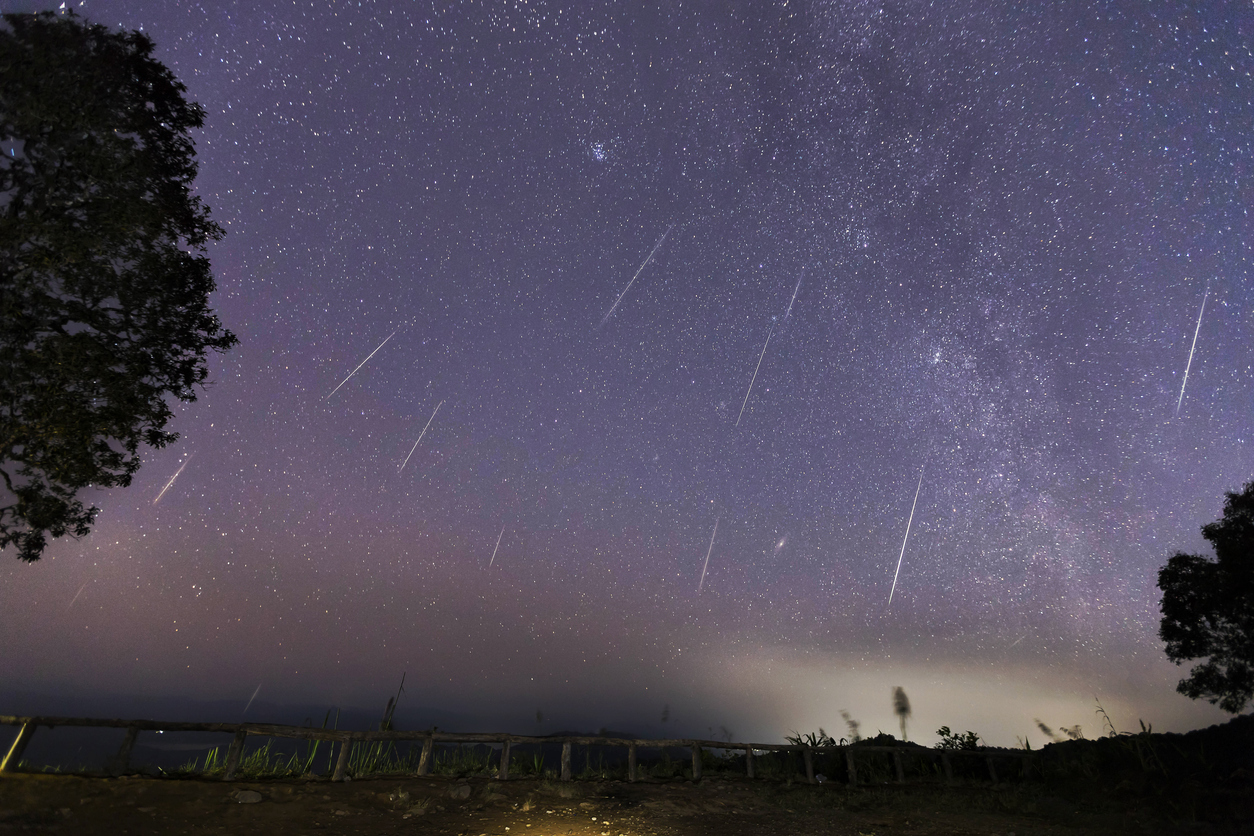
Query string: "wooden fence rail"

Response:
xmin=0 ymin=714 xmax=1031 ymax=785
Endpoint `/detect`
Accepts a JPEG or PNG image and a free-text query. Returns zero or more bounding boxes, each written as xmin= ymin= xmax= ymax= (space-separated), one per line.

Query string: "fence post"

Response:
xmin=222 ymin=729 xmax=248 ymax=781
xmin=0 ymin=722 xmax=36 ymax=773
xmin=332 ymin=735 xmax=354 ymax=782
xmin=108 ymin=726 xmax=141 ymax=776
xmin=417 ymin=734 xmax=433 ymax=775
xmin=745 ymin=745 xmax=754 ymax=779
xmin=941 ymin=752 xmax=953 ymax=785
xmin=690 ymin=743 xmax=702 ymax=780
xmin=498 ymin=740 xmax=511 ymax=780
xmin=892 ymin=750 xmax=905 ymax=783
xmin=803 ymin=746 xmax=814 ymax=784
xmin=560 ymin=742 xmax=572 ymax=782
xmin=627 ymin=743 xmax=637 ymax=782
xmin=985 ymin=755 xmax=997 ymax=783
xmin=844 ymin=747 xmax=858 ymax=785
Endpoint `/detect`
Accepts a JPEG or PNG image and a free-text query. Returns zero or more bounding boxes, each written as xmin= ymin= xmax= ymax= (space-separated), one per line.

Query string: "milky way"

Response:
xmin=3 ymin=0 xmax=1251 ymax=744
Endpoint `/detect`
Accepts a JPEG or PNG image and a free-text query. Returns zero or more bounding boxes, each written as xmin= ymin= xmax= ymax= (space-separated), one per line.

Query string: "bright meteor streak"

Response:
xmin=600 ymin=224 xmax=674 ymax=326
xmin=153 ymin=455 xmax=192 ymax=505
xmin=887 ymin=467 xmax=924 ymax=610
xmin=784 ymin=269 xmax=803 ymax=320
xmin=325 ymin=328 xmax=399 ymax=400
xmin=488 ymin=526 xmax=505 ymax=567
xmin=1176 ymin=289 xmax=1208 ymax=416
xmin=697 ymin=518 xmax=719 ymax=594
xmin=735 ymin=326 xmax=773 ymax=427
xmin=242 ymin=684 xmax=261 ymax=716
xmin=399 ymin=400 xmax=445 ymax=471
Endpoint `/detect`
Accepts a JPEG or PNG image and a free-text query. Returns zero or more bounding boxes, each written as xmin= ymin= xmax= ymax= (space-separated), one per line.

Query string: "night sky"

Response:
xmin=3 ymin=0 xmax=1252 ymax=747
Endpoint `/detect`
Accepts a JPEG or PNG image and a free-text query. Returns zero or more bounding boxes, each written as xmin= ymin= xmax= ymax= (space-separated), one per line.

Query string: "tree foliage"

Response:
xmin=0 ymin=12 xmax=236 ymax=561
xmin=1158 ymin=481 xmax=1254 ymax=713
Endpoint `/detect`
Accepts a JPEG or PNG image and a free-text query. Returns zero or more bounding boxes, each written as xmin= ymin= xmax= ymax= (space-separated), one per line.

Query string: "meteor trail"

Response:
xmin=735 ymin=326 xmax=774 ymax=426
xmin=1176 ymin=289 xmax=1208 ymax=416
xmin=600 ymin=224 xmax=674 ymax=326
xmin=325 ymin=328 xmax=399 ymax=400
xmin=488 ymin=526 xmax=505 ymax=567
xmin=154 ymin=455 xmax=193 ymax=505
xmin=887 ymin=467 xmax=924 ymax=610
xmin=399 ymin=400 xmax=445 ymax=471
xmin=66 ymin=580 xmax=89 ymax=611
xmin=242 ymin=684 xmax=261 ymax=715
xmin=784 ymin=269 xmax=803 ymax=320
xmin=697 ymin=518 xmax=719 ymax=594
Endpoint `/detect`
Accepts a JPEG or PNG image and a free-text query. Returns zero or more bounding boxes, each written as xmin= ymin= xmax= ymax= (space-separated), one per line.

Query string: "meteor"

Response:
xmin=784 ymin=269 xmax=803 ymax=320
xmin=325 ymin=327 xmax=399 ymax=400
xmin=697 ymin=518 xmax=719 ymax=594
xmin=600 ymin=224 xmax=674 ymax=326
xmin=488 ymin=526 xmax=505 ymax=567
xmin=735 ymin=326 xmax=774 ymax=427
xmin=242 ymin=684 xmax=261 ymax=716
xmin=154 ymin=455 xmax=193 ymax=505
xmin=1175 ymin=289 xmax=1208 ymax=416
xmin=66 ymin=580 xmax=89 ymax=611
xmin=887 ymin=467 xmax=924 ymax=610
xmin=399 ymin=400 xmax=445 ymax=471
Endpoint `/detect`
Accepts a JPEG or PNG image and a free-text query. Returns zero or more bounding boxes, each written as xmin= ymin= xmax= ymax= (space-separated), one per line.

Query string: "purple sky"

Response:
xmin=3 ymin=0 xmax=1251 ymax=746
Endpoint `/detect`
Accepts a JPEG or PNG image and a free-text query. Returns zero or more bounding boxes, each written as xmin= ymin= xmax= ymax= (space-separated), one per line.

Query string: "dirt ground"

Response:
xmin=0 ymin=772 xmax=1224 ymax=836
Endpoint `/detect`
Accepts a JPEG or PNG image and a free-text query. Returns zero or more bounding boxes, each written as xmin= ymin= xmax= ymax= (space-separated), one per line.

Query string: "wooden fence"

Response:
xmin=0 ymin=715 xmax=1031 ymax=785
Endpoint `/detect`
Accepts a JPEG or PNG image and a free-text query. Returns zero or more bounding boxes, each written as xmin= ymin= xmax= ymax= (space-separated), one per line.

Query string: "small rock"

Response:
xmin=448 ymin=784 xmax=471 ymax=800
xmin=234 ymin=791 xmax=263 ymax=804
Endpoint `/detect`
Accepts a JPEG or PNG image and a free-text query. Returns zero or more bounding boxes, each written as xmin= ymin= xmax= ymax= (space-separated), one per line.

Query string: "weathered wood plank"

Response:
xmin=417 ymin=734 xmax=432 ymax=776
xmin=691 ymin=744 xmax=702 ymax=780
xmin=222 ymin=730 xmax=248 ymax=781
xmin=745 ymin=745 xmax=755 ymax=779
xmin=560 ymin=742 xmax=571 ymax=782
xmin=497 ymin=740 xmax=510 ymax=780
xmin=108 ymin=726 xmax=141 ymax=776
xmin=332 ymin=738 xmax=353 ymax=782
xmin=627 ymin=743 xmax=637 ymax=782
xmin=803 ymin=746 xmax=814 ymax=784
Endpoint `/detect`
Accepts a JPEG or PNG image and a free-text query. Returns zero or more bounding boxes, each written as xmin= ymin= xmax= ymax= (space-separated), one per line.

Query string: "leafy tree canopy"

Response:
xmin=1 ymin=11 xmax=236 ymax=561
xmin=1158 ymin=480 xmax=1254 ymax=713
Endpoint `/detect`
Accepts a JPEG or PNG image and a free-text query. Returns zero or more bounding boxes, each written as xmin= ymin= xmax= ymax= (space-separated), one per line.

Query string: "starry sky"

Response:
xmin=2 ymin=0 xmax=1252 ymax=747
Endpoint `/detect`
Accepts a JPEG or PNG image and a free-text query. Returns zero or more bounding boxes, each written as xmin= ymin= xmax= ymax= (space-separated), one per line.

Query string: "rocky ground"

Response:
xmin=2 ymin=771 xmax=1240 ymax=836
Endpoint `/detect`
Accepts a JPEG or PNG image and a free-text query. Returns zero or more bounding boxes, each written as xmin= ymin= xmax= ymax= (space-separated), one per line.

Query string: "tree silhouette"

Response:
xmin=1158 ymin=480 xmax=1254 ymax=713
xmin=892 ymin=686 xmax=911 ymax=741
xmin=1 ymin=12 xmax=236 ymax=561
